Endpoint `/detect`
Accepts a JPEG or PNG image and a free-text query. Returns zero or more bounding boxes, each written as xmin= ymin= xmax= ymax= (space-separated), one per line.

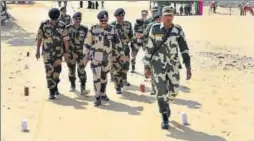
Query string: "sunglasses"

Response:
xmin=100 ymin=19 xmax=108 ymax=23
xmin=118 ymin=14 xmax=125 ymax=17
xmin=74 ymin=17 xmax=82 ymax=21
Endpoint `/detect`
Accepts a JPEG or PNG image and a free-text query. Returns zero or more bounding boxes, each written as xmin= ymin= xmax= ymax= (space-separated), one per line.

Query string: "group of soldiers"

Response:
xmin=36 ymin=5 xmax=192 ymax=130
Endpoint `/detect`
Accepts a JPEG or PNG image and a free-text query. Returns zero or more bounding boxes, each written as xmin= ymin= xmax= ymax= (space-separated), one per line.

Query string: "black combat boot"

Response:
xmin=49 ymin=89 xmax=56 ymax=100
xmin=131 ymin=65 xmax=135 ymax=73
xmin=161 ymin=113 xmax=169 ymax=130
xmin=55 ymin=85 xmax=60 ymax=96
xmin=116 ymin=85 xmax=122 ymax=94
xmin=101 ymin=95 xmax=110 ymax=101
xmin=94 ymin=96 xmax=101 ymax=107
xmin=70 ymin=81 xmax=76 ymax=92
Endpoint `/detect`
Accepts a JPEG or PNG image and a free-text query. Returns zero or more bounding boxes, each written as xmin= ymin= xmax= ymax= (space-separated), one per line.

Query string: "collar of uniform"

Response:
xmin=116 ymin=20 xmax=125 ymax=25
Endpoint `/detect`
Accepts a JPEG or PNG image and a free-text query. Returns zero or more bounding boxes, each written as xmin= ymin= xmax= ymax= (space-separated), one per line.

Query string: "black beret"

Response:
xmin=97 ymin=10 xmax=108 ymax=20
xmin=60 ymin=6 xmax=66 ymax=11
xmin=114 ymin=8 xmax=125 ymax=16
xmin=48 ymin=8 xmax=60 ymax=20
xmin=153 ymin=13 xmax=161 ymax=20
xmin=73 ymin=12 xmax=82 ymax=18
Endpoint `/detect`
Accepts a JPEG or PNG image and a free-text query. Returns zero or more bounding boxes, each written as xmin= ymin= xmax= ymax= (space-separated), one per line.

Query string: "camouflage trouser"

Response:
xmin=67 ymin=48 xmax=87 ymax=83
xmin=42 ymin=51 xmax=62 ymax=91
xmin=150 ymin=72 xmax=156 ymax=93
xmin=91 ymin=60 xmax=110 ymax=97
xmin=111 ymin=44 xmax=130 ymax=84
xmin=152 ymin=65 xmax=180 ymax=114
xmin=111 ymin=60 xmax=123 ymax=88
xmin=131 ymin=41 xmax=144 ymax=66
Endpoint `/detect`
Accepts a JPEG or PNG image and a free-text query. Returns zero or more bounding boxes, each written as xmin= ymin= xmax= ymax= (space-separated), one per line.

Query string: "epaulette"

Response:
xmin=174 ymin=24 xmax=182 ymax=30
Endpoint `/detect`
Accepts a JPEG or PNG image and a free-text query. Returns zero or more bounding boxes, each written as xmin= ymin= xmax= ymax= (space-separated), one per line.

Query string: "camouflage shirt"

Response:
xmin=110 ymin=20 xmax=133 ymax=45
xmin=143 ymin=23 xmax=191 ymax=70
xmin=59 ymin=14 xmax=71 ymax=25
xmin=84 ymin=24 xmax=124 ymax=62
xmin=66 ymin=24 xmax=88 ymax=49
xmin=36 ymin=20 xmax=69 ymax=54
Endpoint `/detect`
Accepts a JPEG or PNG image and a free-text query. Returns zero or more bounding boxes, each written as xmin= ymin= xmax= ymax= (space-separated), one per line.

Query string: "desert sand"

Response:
xmin=1 ymin=1 xmax=254 ymax=141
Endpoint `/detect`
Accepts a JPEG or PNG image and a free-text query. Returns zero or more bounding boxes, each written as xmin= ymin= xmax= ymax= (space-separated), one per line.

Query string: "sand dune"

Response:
xmin=1 ymin=1 xmax=254 ymax=141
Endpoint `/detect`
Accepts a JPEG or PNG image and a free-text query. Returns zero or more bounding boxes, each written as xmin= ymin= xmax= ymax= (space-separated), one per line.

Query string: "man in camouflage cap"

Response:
xmin=143 ymin=6 xmax=192 ymax=129
xmin=66 ymin=12 xmax=90 ymax=95
xmin=130 ymin=10 xmax=149 ymax=73
xmin=110 ymin=8 xmax=133 ymax=94
xmin=59 ymin=6 xmax=71 ymax=26
xmin=36 ymin=8 xmax=70 ymax=100
xmin=84 ymin=10 xmax=125 ymax=106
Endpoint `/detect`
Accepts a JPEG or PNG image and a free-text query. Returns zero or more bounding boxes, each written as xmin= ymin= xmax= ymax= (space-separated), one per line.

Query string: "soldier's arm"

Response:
xmin=143 ymin=26 xmax=155 ymax=70
xmin=178 ymin=28 xmax=191 ymax=69
xmin=84 ymin=28 xmax=93 ymax=60
xmin=36 ymin=22 xmax=44 ymax=52
xmin=63 ymin=26 xmax=70 ymax=52
xmin=128 ymin=22 xmax=134 ymax=40
xmin=134 ymin=23 xmax=139 ymax=34
xmin=143 ymin=23 xmax=152 ymax=40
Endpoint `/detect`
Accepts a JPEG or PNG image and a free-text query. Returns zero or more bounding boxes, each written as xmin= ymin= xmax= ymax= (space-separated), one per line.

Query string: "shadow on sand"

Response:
xmin=179 ymin=85 xmax=191 ymax=93
xmin=174 ymin=99 xmax=202 ymax=109
xmin=121 ymin=90 xmax=156 ymax=104
xmin=167 ymin=120 xmax=227 ymax=141
xmin=1 ymin=18 xmax=35 ymax=46
xmin=51 ymin=94 xmax=88 ymax=109
xmin=99 ymin=100 xmax=144 ymax=115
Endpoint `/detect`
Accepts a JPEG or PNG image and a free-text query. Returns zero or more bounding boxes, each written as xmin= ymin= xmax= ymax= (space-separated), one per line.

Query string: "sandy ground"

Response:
xmin=1 ymin=1 xmax=254 ymax=141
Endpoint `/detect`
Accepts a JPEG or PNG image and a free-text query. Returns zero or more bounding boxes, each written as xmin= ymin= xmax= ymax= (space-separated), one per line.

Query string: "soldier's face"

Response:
xmin=74 ymin=17 xmax=82 ymax=24
xmin=141 ymin=13 xmax=148 ymax=20
xmin=100 ymin=19 xmax=108 ymax=27
xmin=162 ymin=15 xmax=174 ymax=23
xmin=155 ymin=17 xmax=161 ymax=23
xmin=61 ymin=10 xmax=66 ymax=15
xmin=151 ymin=10 xmax=158 ymax=16
xmin=116 ymin=14 xmax=124 ymax=22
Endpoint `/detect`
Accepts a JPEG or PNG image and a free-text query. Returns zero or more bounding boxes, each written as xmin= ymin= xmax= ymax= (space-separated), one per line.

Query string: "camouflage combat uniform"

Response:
xmin=110 ymin=20 xmax=133 ymax=87
xmin=142 ymin=13 xmax=162 ymax=95
xmin=36 ymin=20 xmax=69 ymax=95
xmin=143 ymin=23 xmax=191 ymax=125
xmin=130 ymin=18 xmax=149 ymax=72
xmin=66 ymin=24 xmax=88 ymax=93
xmin=59 ymin=13 xmax=71 ymax=25
xmin=84 ymin=24 xmax=124 ymax=105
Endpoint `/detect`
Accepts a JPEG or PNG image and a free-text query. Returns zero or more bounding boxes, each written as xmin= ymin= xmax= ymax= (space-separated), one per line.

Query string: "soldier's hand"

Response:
xmin=63 ymin=53 xmax=70 ymax=62
xmin=144 ymin=69 xmax=151 ymax=78
xmin=83 ymin=59 xmax=89 ymax=65
xmin=35 ymin=51 xmax=40 ymax=60
xmin=186 ymin=69 xmax=192 ymax=80
xmin=119 ymin=55 xmax=125 ymax=63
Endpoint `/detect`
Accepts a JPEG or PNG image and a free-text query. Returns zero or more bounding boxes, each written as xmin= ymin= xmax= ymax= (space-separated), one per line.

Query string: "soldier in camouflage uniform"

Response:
xmin=59 ymin=6 xmax=71 ymax=26
xmin=110 ymin=8 xmax=133 ymax=94
xmin=142 ymin=12 xmax=162 ymax=95
xmin=146 ymin=6 xmax=159 ymax=24
xmin=36 ymin=8 xmax=70 ymax=100
xmin=84 ymin=10 xmax=125 ymax=106
xmin=66 ymin=12 xmax=90 ymax=95
xmin=130 ymin=10 xmax=149 ymax=73
xmin=143 ymin=6 xmax=192 ymax=129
